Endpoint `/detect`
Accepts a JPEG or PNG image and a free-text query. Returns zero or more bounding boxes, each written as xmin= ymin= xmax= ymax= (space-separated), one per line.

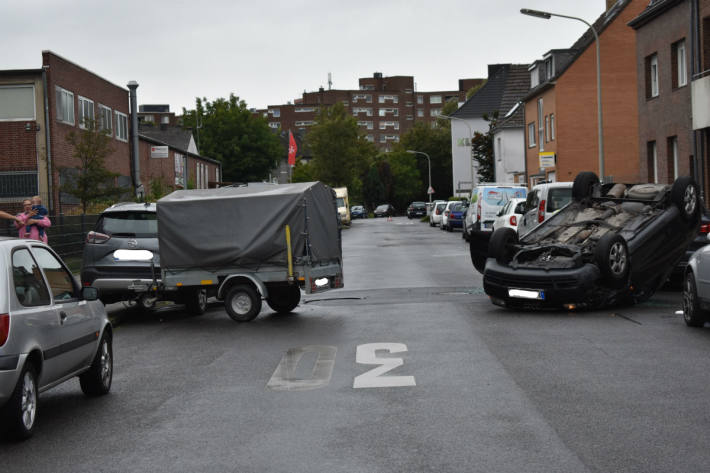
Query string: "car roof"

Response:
xmin=101 ymin=202 xmax=157 ymax=213
xmin=531 ymin=182 xmax=573 ymax=191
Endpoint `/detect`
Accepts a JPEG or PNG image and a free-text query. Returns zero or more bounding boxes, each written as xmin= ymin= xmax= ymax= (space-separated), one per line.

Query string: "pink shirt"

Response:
xmin=15 ymin=212 xmax=51 ymax=243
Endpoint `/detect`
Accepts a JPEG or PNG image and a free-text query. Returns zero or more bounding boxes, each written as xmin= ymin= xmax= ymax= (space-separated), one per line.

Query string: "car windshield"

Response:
xmin=376 ymin=205 xmax=388 ymax=211
xmin=413 ymin=203 xmax=426 ymax=209
xmin=97 ymin=211 xmax=158 ymax=238
xmin=452 ymin=203 xmax=463 ymax=211
xmin=547 ymin=188 xmax=573 ymax=212
xmin=336 ymin=198 xmax=345 ymax=207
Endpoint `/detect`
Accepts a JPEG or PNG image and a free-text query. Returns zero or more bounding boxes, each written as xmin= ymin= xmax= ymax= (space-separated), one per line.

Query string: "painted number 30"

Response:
xmin=266 ymin=343 xmax=416 ymax=392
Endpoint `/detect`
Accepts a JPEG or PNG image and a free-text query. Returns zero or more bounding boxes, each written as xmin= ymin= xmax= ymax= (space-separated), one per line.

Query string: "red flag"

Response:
xmin=288 ymin=130 xmax=297 ymax=166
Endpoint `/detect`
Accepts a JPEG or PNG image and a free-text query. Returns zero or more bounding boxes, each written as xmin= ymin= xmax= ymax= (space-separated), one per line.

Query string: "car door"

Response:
xmin=32 ymin=245 xmax=99 ymax=374
xmin=493 ymin=201 xmax=511 ymax=230
xmin=10 ymin=247 xmax=66 ymax=387
xmin=519 ymin=190 xmax=540 ymax=236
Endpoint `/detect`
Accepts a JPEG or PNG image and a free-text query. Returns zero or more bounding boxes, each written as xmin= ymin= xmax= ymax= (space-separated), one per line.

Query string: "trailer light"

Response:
xmin=314 ymin=278 xmax=329 ymax=287
xmin=0 ymin=314 xmax=9 ymax=347
xmin=563 ymin=304 xmax=577 ymax=310
xmin=200 ymin=280 xmax=213 ymax=285
xmin=176 ymin=283 xmax=183 ymax=287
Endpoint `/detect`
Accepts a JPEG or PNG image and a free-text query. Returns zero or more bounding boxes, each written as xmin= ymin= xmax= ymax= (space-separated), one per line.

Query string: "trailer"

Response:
xmin=130 ymin=181 xmax=343 ymax=322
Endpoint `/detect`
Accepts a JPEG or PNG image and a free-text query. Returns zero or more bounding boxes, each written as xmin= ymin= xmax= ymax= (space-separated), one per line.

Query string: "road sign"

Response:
xmin=427 ymin=187 xmax=435 ymax=194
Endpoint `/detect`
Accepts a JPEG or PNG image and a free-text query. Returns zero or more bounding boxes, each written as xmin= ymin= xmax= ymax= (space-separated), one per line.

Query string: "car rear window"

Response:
xmin=436 ymin=203 xmax=446 ymax=211
xmin=97 ymin=211 xmax=158 ymax=238
xmin=546 ymin=188 xmax=573 ymax=212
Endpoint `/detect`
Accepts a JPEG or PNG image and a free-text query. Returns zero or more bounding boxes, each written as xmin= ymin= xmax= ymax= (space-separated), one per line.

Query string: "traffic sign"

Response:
xmin=427 ymin=187 xmax=435 ymax=194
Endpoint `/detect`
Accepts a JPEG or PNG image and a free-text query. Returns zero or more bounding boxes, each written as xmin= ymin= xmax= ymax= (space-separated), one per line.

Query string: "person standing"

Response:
xmin=15 ymin=198 xmax=51 ymax=243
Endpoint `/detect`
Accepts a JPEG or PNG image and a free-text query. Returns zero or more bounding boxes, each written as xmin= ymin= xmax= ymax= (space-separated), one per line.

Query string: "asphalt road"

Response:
xmin=3 ymin=216 xmax=710 ymax=473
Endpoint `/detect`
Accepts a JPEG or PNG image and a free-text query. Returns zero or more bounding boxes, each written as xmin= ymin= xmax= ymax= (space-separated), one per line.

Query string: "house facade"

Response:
xmin=691 ymin=0 xmax=710 ymax=198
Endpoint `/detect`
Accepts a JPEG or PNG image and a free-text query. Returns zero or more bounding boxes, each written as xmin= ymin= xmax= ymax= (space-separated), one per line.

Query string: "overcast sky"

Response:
xmin=3 ymin=0 xmax=608 ymax=112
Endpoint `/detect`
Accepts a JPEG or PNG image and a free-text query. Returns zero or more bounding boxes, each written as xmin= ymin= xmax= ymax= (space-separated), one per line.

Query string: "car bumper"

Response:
xmin=82 ymin=267 xmax=160 ymax=294
xmin=483 ymin=260 xmax=602 ymax=308
xmin=0 ymin=353 xmax=26 ymax=404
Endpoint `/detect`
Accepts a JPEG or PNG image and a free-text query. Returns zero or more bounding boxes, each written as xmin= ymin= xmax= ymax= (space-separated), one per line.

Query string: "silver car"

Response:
xmin=682 ymin=234 xmax=710 ymax=327
xmin=0 ymin=238 xmax=112 ymax=440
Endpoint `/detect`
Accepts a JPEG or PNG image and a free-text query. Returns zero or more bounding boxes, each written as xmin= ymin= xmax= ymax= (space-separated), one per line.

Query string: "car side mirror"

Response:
xmin=82 ymin=286 xmax=99 ymax=301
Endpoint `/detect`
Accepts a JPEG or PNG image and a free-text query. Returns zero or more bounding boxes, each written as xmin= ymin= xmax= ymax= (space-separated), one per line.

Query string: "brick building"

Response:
xmin=260 ymin=73 xmax=484 ymax=151
xmin=691 ymin=0 xmax=710 ymax=199
xmin=522 ymin=0 xmax=647 ymax=187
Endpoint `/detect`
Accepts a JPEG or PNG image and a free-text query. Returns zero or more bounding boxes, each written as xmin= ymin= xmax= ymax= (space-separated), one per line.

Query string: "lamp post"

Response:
xmin=520 ymin=8 xmax=604 ymax=181
xmin=439 ymin=114 xmax=476 ymax=192
xmin=407 ymin=150 xmax=432 ymax=205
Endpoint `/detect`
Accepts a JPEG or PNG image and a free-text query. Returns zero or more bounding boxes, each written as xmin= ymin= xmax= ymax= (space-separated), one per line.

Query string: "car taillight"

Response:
xmin=477 ymin=202 xmax=481 ymax=221
xmin=86 ymin=231 xmax=111 ymax=244
xmin=510 ymin=215 xmax=517 ymax=226
xmin=700 ymin=224 xmax=710 ymax=234
xmin=538 ymin=200 xmax=546 ymax=223
xmin=0 ymin=314 xmax=9 ymax=347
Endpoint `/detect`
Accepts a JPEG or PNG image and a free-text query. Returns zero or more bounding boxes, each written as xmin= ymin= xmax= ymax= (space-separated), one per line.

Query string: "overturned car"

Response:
xmin=474 ymin=172 xmax=700 ymax=310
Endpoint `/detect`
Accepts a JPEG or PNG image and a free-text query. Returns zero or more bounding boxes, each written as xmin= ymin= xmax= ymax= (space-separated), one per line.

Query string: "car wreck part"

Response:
xmin=510 ymin=244 xmax=583 ymax=269
xmin=489 ymin=227 xmax=518 ymax=264
xmin=572 ymin=171 xmax=600 ymax=202
xmin=594 ymin=232 xmax=629 ymax=288
xmin=670 ymin=176 xmax=699 ymax=221
xmin=606 ymin=183 xmax=627 ymax=198
xmin=508 ymin=288 xmax=544 ymax=300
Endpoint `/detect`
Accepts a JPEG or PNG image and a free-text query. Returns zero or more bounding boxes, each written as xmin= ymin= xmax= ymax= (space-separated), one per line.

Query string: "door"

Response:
xmin=11 ymin=248 xmax=65 ymax=387
xmin=32 ymin=246 xmax=99 ymax=374
xmin=519 ymin=190 xmax=540 ymax=236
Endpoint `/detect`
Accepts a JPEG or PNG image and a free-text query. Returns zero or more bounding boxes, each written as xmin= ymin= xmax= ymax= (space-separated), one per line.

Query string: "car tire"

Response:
xmin=185 ymin=288 xmax=207 ymax=316
xmin=683 ymin=271 xmax=707 ymax=327
xmin=469 ymin=234 xmax=489 ymax=274
xmin=572 ymin=171 xmax=599 ymax=202
xmin=429 ymin=220 xmax=435 ymax=227
xmin=594 ymin=232 xmax=629 ymax=288
xmin=80 ymin=333 xmax=113 ymax=397
xmin=2 ymin=363 xmax=38 ymax=440
xmin=224 ymin=284 xmax=262 ymax=322
xmin=489 ymin=228 xmax=519 ymax=265
xmin=266 ymin=285 xmax=301 ymax=314
xmin=671 ymin=176 xmax=699 ymax=222
xmin=446 ymin=223 xmax=452 ymax=232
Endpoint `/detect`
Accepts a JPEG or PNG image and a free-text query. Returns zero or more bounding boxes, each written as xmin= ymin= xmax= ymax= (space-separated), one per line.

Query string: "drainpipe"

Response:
xmin=690 ymin=0 xmax=704 ymax=200
xmin=127 ymin=81 xmax=144 ymax=199
xmin=41 ymin=66 xmax=54 ymax=214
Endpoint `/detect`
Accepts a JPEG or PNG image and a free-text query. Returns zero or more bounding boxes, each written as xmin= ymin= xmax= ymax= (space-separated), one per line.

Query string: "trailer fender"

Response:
xmin=218 ymin=275 xmax=268 ymax=300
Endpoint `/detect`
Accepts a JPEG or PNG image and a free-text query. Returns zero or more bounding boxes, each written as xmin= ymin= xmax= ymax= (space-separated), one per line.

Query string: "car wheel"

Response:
xmin=429 ymin=220 xmax=435 ymax=227
xmin=446 ymin=223 xmax=452 ymax=232
xmin=489 ymin=228 xmax=519 ymax=265
xmin=572 ymin=171 xmax=599 ymax=202
xmin=80 ymin=333 xmax=113 ymax=397
xmin=594 ymin=232 xmax=629 ymax=288
xmin=469 ymin=234 xmax=488 ymax=274
xmin=683 ymin=271 xmax=707 ymax=327
xmin=2 ymin=363 xmax=38 ymax=440
xmin=671 ymin=176 xmax=699 ymax=222
xmin=224 ymin=284 xmax=262 ymax=322
xmin=266 ymin=285 xmax=301 ymax=314
xmin=185 ymin=288 xmax=207 ymax=316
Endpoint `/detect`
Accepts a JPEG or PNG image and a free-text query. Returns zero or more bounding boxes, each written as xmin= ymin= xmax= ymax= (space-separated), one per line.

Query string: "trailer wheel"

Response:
xmin=224 ymin=284 xmax=261 ymax=322
xmin=266 ymin=285 xmax=301 ymax=314
xmin=185 ymin=288 xmax=207 ymax=316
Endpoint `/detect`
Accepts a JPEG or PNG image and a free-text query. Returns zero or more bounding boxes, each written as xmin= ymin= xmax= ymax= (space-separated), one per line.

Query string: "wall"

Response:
xmin=493 ymin=127 xmax=525 ymax=183
xmin=450 ymin=118 xmax=486 ymax=195
xmin=523 ymin=86 xmax=557 ymax=185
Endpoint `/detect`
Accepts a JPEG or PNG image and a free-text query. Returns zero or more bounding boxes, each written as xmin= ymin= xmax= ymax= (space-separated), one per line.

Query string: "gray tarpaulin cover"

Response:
xmin=157 ymin=182 xmax=341 ymax=270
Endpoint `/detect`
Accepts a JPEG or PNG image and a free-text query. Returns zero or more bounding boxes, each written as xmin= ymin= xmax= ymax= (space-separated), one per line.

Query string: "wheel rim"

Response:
xmin=21 ymin=372 xmax=36 ymax=430
xmin=683 ymin=275 xmax=695 ymax=321
xmin=231 ymin=292 xmax=252 ymax=315
xmin=684 ymin=186 xmax=697 ymax=216
xmin=608 ymin=242 xmax=627 ymax=276
xmin=100 ymin=340 xmax=112 ymax=388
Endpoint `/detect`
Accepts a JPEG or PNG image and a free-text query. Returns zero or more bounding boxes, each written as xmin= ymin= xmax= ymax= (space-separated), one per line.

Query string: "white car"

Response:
xmin=517 ymin=182 xmax=573 ymax=237
xmin=492 ymin=198 xmax=527 ymax=232
xmin=440 ymin=201 xmax=459 ymax=231
xmin=429 ymin=201 xmax=447 ymax=227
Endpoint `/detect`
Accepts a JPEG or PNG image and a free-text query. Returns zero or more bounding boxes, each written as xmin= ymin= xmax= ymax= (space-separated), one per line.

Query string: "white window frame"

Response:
xmin=98 ymin=104 xmax=112 ymax=134
xmin=417 ymin=109 xmax=424 ymax=117
xmin=528 ymin=122 xmax=536 ymax=147
xmin=115 ymin=111 xmax=128 ymax=142
xmin=550 ymin=114 xmax=555 ymax=141
xmin=55 ymin=86 xmax=74 ymax=125
xmin=430 ymin=109 xmax=441 ymax=117
xmin=429 ymin=95 xmax=442 ymax=104
xmin=78 ymin=96 xmax=94 ymax=129
xmin=295 ymin=107 xmax=315 ymax=113
xmin=0 ymin=85 xmax=36 ymax=121
xmin=537 ymin=98 xmax=544 ymax=151
xmin=650 ymin=54 xmax=659 ymax=97
xmin=269 ymin=108 xmax=280 ymax=117
xmin=677 ymin=40 xmax=687 ymax=87
xmin=268 ymin=122 xmax=279 ymax=129
xmin=417 ymin=95 xmax=424 ymax=105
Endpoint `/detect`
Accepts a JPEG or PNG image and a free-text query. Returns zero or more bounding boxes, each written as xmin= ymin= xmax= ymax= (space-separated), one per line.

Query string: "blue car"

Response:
xmin=446 ymin=202 xmax=468 ymax=231
xmin=350 ymin=205 xmax=367 ymax=219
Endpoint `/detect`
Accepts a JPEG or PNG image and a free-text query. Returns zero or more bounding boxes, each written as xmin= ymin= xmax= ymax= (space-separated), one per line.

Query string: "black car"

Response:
xmin=374 ymin=204 xmax=395 ymax=217
xmin=406 ymin=201 xmax=427 ymax=219
xmin=477 ymin=172 xmax=701 ymax=310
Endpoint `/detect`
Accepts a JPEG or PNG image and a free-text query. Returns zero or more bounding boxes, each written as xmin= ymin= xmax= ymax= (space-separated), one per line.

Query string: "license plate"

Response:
xmin=483 ymin=222 xmax=492 ymax=229
xmin=508 ymin=288 xmax=545 ymax=300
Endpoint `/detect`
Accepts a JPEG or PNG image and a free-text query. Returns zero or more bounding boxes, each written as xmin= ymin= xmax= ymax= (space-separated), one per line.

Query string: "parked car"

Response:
xmin=517 ymin=182 xmax=574 ymax=237
xmin=350 ymin=205 xmax=367 ymax=219
xmin=492 ymin=198 xmax=527 ymax=232
xmin=446 ymin=202 xmax=468 ymax=231
xmin=334 ymin=187 xmax=351 ymax=226
xmin=440 ymin=201 xmax=459 ymax=231
xmin=374 ymin=204 xmax=395 ymax=217
xmin=0 ymin=238 xmax=112 ymax=440
xmin=464 ymin=184 xmax=527 ymax=241
xmin=429 ymin=201 xmax=447 ymax=227
xmin=670 ymin=209 xmax=710 ymax=286
xmin=407 ymin=201 xmax=427 ymax=219
xmin=479 ymin=172 xmax=700 ymax=310
xmin=682 ymin=230 xmax=710 ymax=326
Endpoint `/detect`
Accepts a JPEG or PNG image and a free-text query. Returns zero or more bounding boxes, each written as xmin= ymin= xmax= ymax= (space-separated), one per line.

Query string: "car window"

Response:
xmin=97 ymin=211 xmax=157 ymax=238
xmin=452 ymin=203 xmax=462 ymax=211
xmin=436 ymin=203 xmax=446 ymax=211
xmin=546 ymin=188 xmax=573 ymax=212
xmin=514 ymin=202 xmax=526 ymax=214
xmin=336 ymin=198 xmax=345 ymax=207
xmin=526 ymin=190 xmax=540 ymax=210
xmin=32 ymin=247 xmax=77 ymax=301
xmin=12 ymin=248 xmax=51 ymax=307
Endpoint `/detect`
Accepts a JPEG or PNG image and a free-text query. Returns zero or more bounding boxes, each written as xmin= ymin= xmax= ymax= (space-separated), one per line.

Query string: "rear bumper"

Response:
xmin=0 ymin=354 xmax=26 ymax=404
xmin=82 ymin=267 xmax=160 ymax=295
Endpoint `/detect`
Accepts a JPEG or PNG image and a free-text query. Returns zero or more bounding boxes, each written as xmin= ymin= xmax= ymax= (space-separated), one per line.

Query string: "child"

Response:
xmin=16 ymin=196 xmax=51 ymax=243
xmin=26 ymin=196 xmax=49 ymax=240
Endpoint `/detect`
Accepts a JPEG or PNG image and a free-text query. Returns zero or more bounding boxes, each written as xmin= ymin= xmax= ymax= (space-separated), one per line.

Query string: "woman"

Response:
xmin=15 ymin=198 xmax=51 ymax=243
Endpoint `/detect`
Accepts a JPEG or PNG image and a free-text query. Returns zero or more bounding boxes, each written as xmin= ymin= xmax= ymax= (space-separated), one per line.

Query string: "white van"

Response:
xmin=517 ymin=182 xmax=573 ymax=236
xmin=334 ymin=187 xmax=351 ymax=226
xmin=465 ymin=184 xmax=527 ymax=239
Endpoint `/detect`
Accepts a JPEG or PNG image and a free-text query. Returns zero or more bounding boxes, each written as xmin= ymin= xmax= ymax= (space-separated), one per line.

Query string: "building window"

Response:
xmin=115 ymin=111 xmax=128 ymax=142
xmin=430 ymin=109 xmax=441 ymax=117
xmin=269 ymin=108 xmax=280 ymax=117
xmin=550 ymin=114 xmax=555 ymax=141
xmin=174 ymin=153 xmax=185 ymax=187
xmin=78 ymin=96 xmax=94 ymax=129
xmin=352 ymin=94 xmax=372 ymax=103
xmin=353 ymin=107 xmax=373 ymax=116
xmin=294 ymin=121 xmax=314 ymax=127
xmin=429 ymin=95 xmax=442 ymax=104
xmin=537 ymin=98 xmax=544 ymax=152
xmin=667 ymin=136 xmax=679 ymax=182
xmin=544 ymin=115 xmax=549 ymax=142
xmin=98 ymin=104 xmax=112 ymax=134
xmin=417 ymin=109 xmax=424 ymax=117
xmin=142 ymin=114 xmax=154 ymax=123
xmin=365 ymin=134 xmax=374 ymax=142
xmin=406 ymin=115 xmax=413 ymax=121
xmin=0 ymin=85 xmax=35 ymax=120
xmin=672 ymin=39 xmax=687 ymax=88
xmin=268 ymin=122 xmax=279 ymax=129
xmin=528 ymin=122 xmax=536 ymax=147
xmin=378 ymin=108 xmax=398 ymax=117
xmin=378 ymin=94 xmax=398 ymax=104
xmin=646 ymin=53 xmax=659 ymax=98
xmin=295 ymin=107 xmax=315 ymax=113
xmin=417 ymin=95 xmax=424 ymax=104
xmin=648 ymin=141 xmax=658 ymax=183
xmin=378 ymin=121 xmax=399 ymax=130
xmin=56 ymin=86 xmax=74 ymax=125
xmin=357 ymin=121 xmax=373 ymax=130
xmin=544 ymin=56 xmax=554 ymax=79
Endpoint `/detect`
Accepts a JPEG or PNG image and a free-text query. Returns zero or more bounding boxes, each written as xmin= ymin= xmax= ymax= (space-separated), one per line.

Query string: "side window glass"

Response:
xmin=31 ymin=247 xmax=77 ymax=301
xmin=12 ymin=249 xmax=51 ymax=307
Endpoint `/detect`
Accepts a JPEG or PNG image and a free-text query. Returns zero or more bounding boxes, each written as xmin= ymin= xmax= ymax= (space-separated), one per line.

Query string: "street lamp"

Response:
xmin=521 ymin=8 xmax=604 ymax=181
xmin=438 ymin=114 xmax=477 ymax=192
xmin=407 ymin=150 xmax=432 ymax=205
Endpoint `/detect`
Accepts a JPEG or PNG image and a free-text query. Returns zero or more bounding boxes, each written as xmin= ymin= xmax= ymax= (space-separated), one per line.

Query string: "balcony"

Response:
xmin=692 ymin=71 xmax=710 ymax=130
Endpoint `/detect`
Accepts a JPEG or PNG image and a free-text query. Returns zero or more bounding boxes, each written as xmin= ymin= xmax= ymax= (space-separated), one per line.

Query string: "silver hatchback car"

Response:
xmin=0 ymin=238 xmax=112 ymax=440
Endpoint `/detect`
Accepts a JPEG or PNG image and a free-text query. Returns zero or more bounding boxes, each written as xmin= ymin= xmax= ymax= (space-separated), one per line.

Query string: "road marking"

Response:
xmin=353 ymin=343 xmax=416 ymax=389
xmin=266 ymin=345 xmax=336 ymax=391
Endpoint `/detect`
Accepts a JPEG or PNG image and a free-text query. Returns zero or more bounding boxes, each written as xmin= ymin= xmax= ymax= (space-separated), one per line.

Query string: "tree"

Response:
xmin=182 ymin=94 xmax=282 ymax=182
xmin=471 ymin=112 xmax=498 ymax=183
xmin=396 ymin=122 xmax=453 ymax=201
xmin=62 ymin=119 xmax=123 ymax=213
